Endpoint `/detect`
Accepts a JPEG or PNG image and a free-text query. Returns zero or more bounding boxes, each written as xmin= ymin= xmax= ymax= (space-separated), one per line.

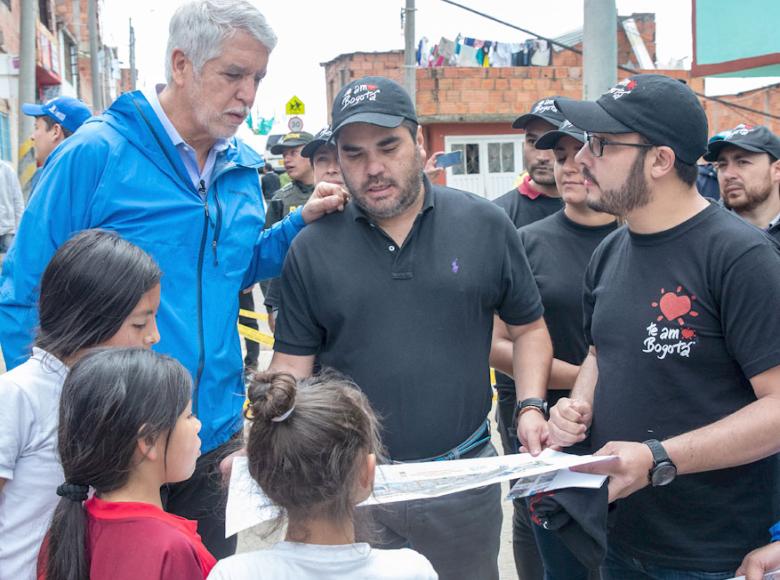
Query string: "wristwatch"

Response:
xmin=514 ymin=398 xmax=548 ymax=423
xmin=643 ymin=439 xmax=677 ymax=486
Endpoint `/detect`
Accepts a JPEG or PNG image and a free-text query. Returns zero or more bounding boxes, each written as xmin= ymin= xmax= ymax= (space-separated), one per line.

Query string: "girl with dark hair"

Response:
xmin=41 ymin=348 xmax=212 ymax=580
xmin=0 ymin=229 xmax=161 ymax=580
xmin=208 ymin=371 xmax=437 ymax=580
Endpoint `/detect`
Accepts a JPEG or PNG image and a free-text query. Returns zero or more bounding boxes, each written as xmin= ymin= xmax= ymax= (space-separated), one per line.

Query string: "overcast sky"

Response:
xmin=101 ymin=0 xmax=777 ymax=151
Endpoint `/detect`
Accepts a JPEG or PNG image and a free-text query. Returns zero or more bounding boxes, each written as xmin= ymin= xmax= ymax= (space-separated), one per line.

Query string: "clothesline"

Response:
xmin=417 ymin=34 xmax=551 ymax=68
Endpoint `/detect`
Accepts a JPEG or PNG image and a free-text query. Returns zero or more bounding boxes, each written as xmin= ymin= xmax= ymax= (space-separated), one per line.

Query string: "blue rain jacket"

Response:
xmin=0 ymin=91 xmax=305 ymax=452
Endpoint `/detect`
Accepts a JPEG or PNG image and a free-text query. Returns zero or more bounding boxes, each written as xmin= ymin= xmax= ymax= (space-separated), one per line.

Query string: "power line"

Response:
xmin=439 ymin=0 xmax=780 ymax=122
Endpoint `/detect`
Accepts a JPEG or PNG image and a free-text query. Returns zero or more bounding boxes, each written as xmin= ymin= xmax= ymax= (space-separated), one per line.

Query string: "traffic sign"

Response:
xmin=288 ymin=116 xmax=304 ymax=132
xmin=285 ymin=96 xmax=305 ymax=115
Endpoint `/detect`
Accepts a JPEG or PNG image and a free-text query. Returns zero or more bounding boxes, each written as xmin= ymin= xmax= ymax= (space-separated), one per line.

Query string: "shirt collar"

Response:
xmin=768 ymin=210 xmax=780 ymax=230
xmin=143 ymin=84 xmax=230 ymax=154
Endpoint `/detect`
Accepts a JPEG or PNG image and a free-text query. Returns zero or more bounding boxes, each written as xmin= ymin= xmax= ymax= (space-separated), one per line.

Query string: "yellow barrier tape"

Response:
xmin=239 ymin=308 xmax=268 ymax=321
xmin=238 ymin=323 xmax=274 ymax=347
xmin=19 ymin=138 xmax=33 ymax=159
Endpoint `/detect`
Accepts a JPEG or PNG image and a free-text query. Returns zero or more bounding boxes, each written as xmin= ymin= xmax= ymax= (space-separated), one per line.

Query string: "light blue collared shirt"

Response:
xmin=144 ymin=84 xmax=230 ymax=192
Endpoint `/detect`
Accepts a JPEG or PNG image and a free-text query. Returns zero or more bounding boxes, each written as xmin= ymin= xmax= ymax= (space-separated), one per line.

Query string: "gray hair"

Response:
xmin=165 ymin=0 xmax=278 ymax=83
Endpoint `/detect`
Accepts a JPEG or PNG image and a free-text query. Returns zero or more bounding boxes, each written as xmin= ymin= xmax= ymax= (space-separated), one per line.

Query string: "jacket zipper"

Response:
xmin=212 ymin=181 xmax=222 ymax=266
xmin=194 ymin=178 xmax=209 ymax=415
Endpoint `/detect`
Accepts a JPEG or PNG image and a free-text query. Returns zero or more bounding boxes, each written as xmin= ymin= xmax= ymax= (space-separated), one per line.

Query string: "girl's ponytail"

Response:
xmin=44 ymin=486 xmax=90 ymax=580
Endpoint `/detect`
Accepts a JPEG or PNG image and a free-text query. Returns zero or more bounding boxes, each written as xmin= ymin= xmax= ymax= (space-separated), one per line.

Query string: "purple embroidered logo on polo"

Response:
xmin=451 ymin=258 xmax=460 ymax=274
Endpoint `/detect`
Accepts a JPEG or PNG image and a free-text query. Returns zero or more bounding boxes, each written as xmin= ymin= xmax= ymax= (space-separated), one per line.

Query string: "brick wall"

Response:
xmin=323 ymin=47 xmax=780 ymax=137
xmin=0 ymin=0 xmax=21 ymax=56
xmin=703 ymin=84 xmax=780 ymax=134
xmin=322 ymin=50 xmax=404 ymax=115
xmin=552 ymin=14 xmax=656 ymax=68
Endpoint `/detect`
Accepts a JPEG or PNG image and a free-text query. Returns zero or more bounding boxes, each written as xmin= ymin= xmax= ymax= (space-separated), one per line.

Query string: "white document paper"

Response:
xmin=727 ymin=571 xmax=780 ymax=580
xmin=225 ymin=449 xmax=612 ymax=537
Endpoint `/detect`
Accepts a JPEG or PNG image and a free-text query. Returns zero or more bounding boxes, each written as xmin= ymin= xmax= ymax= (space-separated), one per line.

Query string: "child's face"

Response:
xmin=164 ymin=400 xmax=202 ymax=483
xmin=102 ymin=283 xmax=161 ymax=349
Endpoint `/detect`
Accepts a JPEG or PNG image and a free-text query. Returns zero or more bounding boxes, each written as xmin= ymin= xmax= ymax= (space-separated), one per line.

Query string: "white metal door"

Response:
xmin=444 ymin=134 xmax=525 ymax=200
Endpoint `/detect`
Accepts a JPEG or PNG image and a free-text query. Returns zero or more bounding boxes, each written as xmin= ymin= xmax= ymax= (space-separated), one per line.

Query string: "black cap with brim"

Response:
xmin=512 ymin=96 xmax=566 ymax=130
xmin=301 ymin=127 xmax=334 ymax=159
xmin=332 ymin=112 xmax=406 ymax=135
xmin=554 ymin=98 xmax=633 ymax=134
xmin=331 ymin=77 xmax=417 ymax=138
xmin=704 ymin=140 xmax=764 ymax=162
xmin=703 ymin=125 xmax=780 ymax=162
xmin=536 ymin=121 xmax=587 ymax=150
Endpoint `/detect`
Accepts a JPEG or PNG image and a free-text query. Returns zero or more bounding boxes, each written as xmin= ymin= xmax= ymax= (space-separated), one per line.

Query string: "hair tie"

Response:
xmin=56 ymin=482 xmax=89 ymax=502
xmin=271 ymin=405 xmax=295 ymax=423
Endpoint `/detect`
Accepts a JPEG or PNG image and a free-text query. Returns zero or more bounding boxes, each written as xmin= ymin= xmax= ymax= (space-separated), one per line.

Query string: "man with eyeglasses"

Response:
xmin=546 ymin=74 xmax=780 ymax=579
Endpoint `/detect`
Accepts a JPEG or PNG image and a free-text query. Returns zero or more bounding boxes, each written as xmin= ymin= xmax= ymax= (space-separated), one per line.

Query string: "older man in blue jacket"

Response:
xmin=0 ymin=0 xmax=344 ymax=558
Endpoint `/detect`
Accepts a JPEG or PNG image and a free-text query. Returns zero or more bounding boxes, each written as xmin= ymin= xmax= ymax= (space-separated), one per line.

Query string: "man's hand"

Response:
xmin=267 ymin=309 xmax=276 ymax=333
xmin=736 ymin=542 xmax=780 ymax=580
xmin=301 ymin=182 xmax=349 ymax=224
xmin=517 ymin=410 xmax=548 ymax=456
xmin=574 ymin=441 xmax=653 ymax=503
xmin=219 ymin=447 xmax=247 ymax=484
xmin=548 ymin=397 xmax=592 ymax=448
xmin=423 ymin=151 xmax=445 ymax=181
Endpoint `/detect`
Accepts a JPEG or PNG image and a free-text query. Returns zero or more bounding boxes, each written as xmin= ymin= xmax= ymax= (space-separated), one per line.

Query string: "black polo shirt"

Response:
xmin=274 ymin=178 xmax=543 ymax=460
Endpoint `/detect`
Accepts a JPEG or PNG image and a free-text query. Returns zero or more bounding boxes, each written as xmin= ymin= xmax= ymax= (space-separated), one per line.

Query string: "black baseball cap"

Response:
xmin=512 ymin=96 xmax=566 ymax=130
xmin=331 ymin=76 xmax=417 ymax=135
xmin=555 ymin=74 xmax=708 ymax=164
xmin=535 ymin=120 xmax=586 ymax=150
xmin=269 ymin=131 xmax=314 ymax=155
xmin=301 ymin=126 xmax=334 ymax=159
xmin=703 ymin=124 xmax=780 ymax=162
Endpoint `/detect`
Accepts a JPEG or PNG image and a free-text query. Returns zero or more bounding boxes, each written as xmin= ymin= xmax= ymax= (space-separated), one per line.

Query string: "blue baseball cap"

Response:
xmin=22 ymin=96 xmax=92 ymax=134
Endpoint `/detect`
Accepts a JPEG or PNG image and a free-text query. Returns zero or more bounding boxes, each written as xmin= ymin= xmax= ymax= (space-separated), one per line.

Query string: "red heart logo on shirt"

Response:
xmin=659 ymin=292 xmax=692 ymax=321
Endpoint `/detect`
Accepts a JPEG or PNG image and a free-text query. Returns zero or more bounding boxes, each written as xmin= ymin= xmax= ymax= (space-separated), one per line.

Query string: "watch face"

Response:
xmin=651 ymin=462 xmax=677 ymax=486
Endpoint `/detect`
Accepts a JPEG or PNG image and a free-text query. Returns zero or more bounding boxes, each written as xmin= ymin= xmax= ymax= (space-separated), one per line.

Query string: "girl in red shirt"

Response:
xmin=40 ymin=348 xmax=215 ymax=580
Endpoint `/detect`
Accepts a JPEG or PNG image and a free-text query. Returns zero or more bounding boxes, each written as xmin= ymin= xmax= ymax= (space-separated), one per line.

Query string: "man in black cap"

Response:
xmin=262 ymin=131 xmax=316 ymax=330
xmin=494 ymin=97 xmax=565 ymax=228
xmin=705 ymin=124 xmax=780 ymax=241
xmin=492 ymin=96 xmax=566 ymax=580
xmin=269 ymin=75 xmax=553 ymax=580
xmin=547 ymin=74 xmax=780 ymax=578
xmin=300 ymin=126 xmax=344 ymax=186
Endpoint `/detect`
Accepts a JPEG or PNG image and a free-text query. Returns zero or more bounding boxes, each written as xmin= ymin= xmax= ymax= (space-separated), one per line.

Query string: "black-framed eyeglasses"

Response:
xmin=586 ymin=132 xmax=655 ymax=158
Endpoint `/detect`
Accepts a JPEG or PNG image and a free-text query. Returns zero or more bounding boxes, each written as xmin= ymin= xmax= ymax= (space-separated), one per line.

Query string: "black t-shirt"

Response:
xmin=584 ymin=203 xmax=780 ymax=570
xmin=261 ymin=172 xmax=281 ymax=202
xmin=493 ymin=186 xmax=564 ymax=230
xmin=275 ymin=180 xmax=543 ymax=460
xmin=518 ymin=210 xmax=618 ymax=408
xmin=493 ymin=185 xmax=563 ymax=392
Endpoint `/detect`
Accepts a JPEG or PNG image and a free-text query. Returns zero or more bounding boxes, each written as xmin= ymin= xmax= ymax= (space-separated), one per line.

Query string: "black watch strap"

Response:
xmin=514 ymin=398 xmax=548 ymax=421
xmin=643 ymin=439 xmax=677 ymax=486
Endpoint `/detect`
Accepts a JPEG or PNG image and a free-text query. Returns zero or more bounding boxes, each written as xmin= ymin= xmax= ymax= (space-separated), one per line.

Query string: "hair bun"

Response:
xmin=246 ymin=371 xmax=297 ymax=423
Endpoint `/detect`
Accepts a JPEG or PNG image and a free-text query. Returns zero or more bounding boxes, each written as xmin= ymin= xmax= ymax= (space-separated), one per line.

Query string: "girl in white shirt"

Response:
xmin=0 ymin=229 xmax=162 ymax=580
xmin=208 ymin=372 xmax=438 ymax=580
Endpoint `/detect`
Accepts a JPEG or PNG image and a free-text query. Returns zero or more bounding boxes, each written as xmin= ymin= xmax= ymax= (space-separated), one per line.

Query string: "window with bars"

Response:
xmin=488 ymin=142 xmax=515 ymax=174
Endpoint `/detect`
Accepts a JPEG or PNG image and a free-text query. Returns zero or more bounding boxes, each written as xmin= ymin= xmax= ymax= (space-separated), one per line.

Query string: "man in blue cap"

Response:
xmin=22 ymin=96 xmax=92 ymax=167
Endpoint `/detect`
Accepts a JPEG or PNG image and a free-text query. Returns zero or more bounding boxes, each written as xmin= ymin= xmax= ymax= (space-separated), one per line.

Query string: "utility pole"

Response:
xmin=129 ymin=18 xmax=137 ymax=91
xmin=583 ymin=0 xmax=617 ymax=100
xmin=88 ymin=0 xmax=102 ymax=111
xmin=403 ymin=0 xmax=416 ymax=103
xmin=18 ymin=0 xmax=36 ymax=154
